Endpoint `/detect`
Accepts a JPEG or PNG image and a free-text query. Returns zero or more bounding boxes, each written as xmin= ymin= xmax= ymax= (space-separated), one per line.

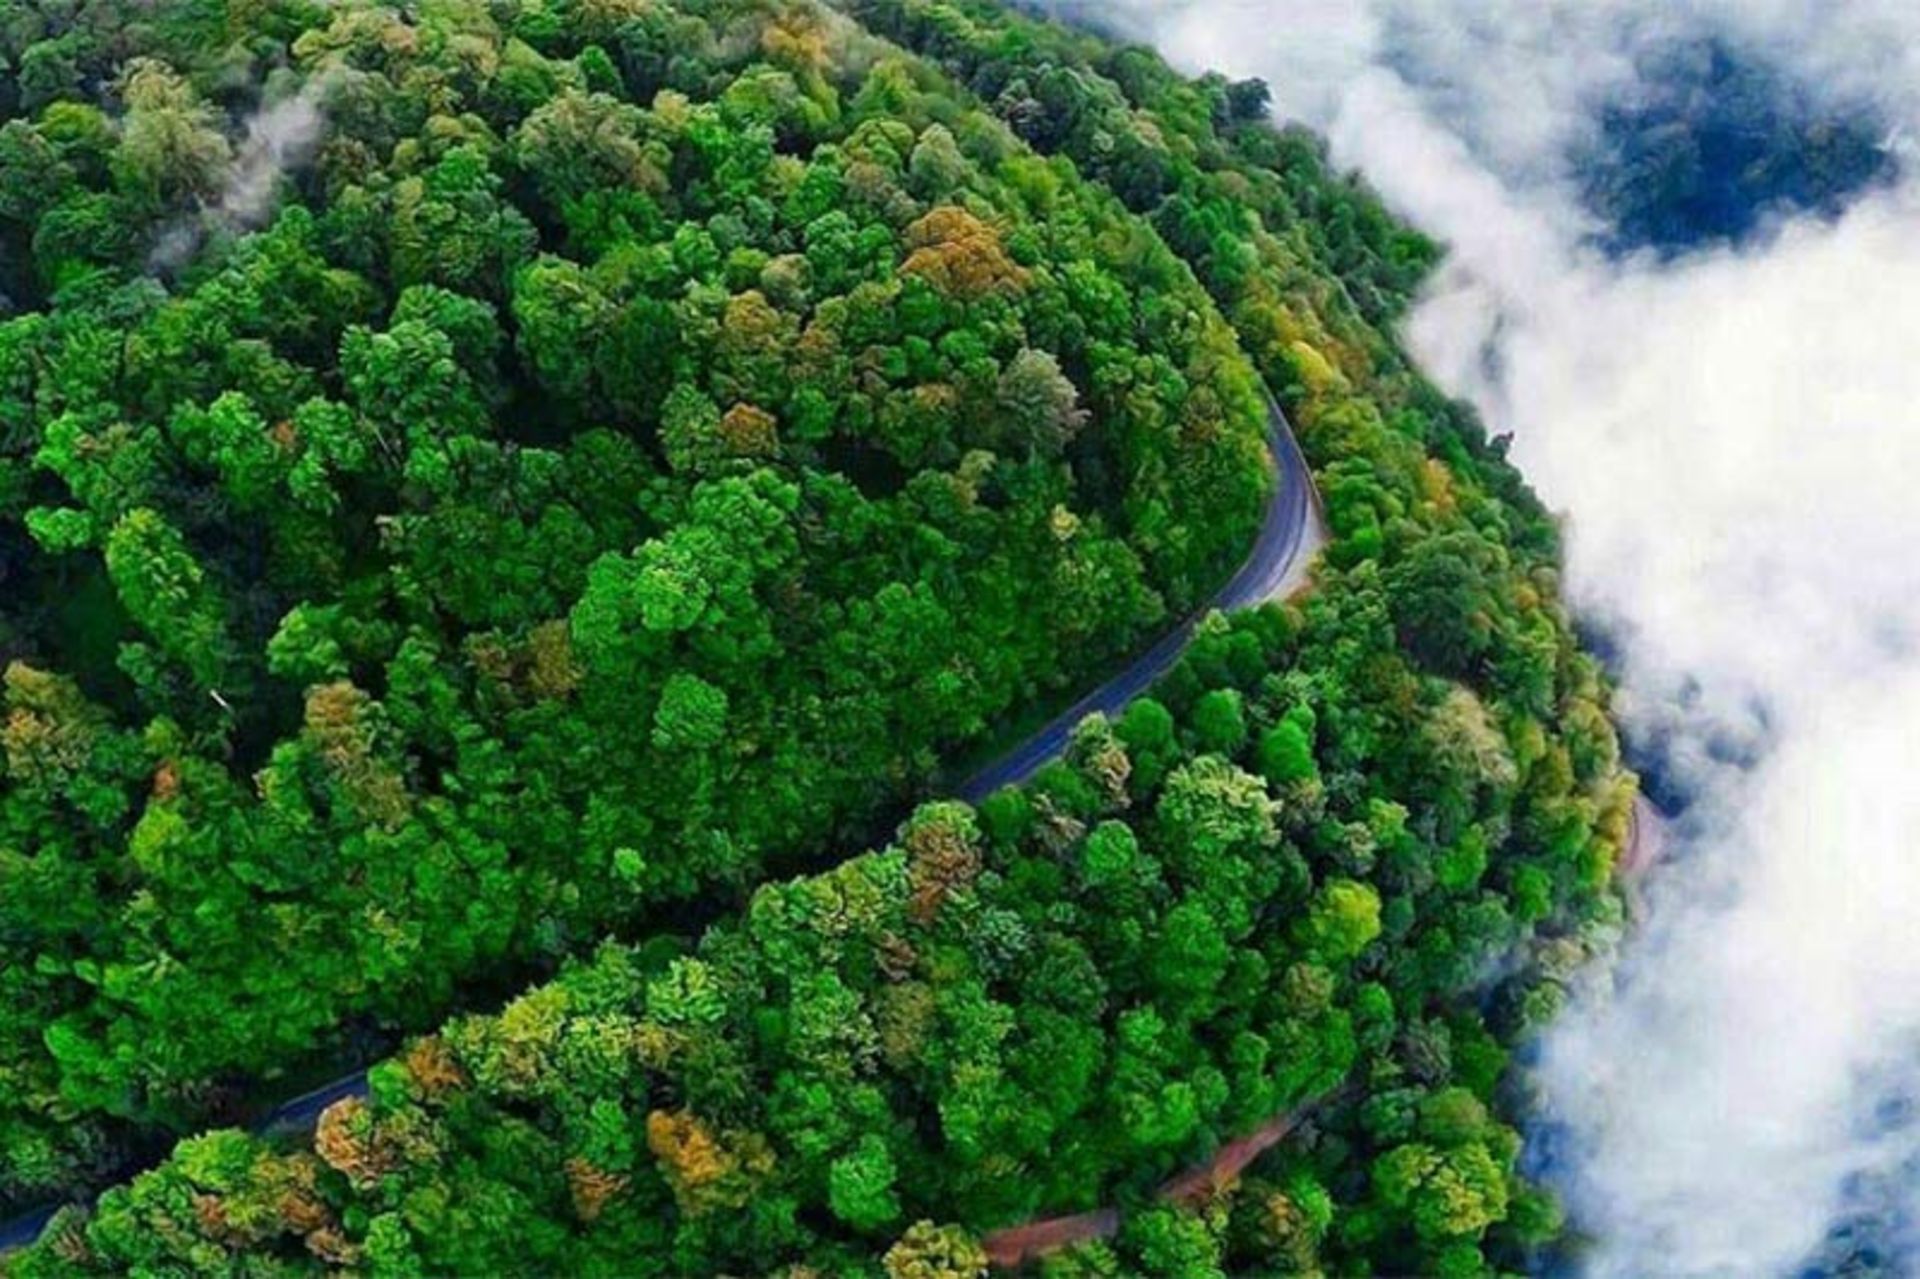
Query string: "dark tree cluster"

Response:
xmin=1579 ymin=36 xmax=1895 ymax=256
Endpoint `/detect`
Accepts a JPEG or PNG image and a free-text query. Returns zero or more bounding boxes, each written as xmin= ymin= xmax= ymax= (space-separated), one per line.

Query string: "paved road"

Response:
xmin=0 ymin=398 xmax=1324 ymax=1256
xmin=958 ymin=395 xmax=1323 ymax=802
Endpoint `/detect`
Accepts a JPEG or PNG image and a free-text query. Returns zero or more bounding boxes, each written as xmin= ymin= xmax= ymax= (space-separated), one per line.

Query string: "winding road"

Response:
xmin=0 ymin=398 xmax=1325 ymax=1257
xmin=958 ymin=395 xmax=1324 ymax=801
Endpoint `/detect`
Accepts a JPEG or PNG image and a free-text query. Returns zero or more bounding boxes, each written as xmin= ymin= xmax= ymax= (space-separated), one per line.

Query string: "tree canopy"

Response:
xmin=0 ymin=0 xmax=1278 ymax=1195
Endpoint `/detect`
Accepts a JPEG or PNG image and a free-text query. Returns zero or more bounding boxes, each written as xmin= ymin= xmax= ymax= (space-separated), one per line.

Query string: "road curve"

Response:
xmin=0 ymin=399 xmax=1324 ymax=1256
xmin=958 ymin=395 xmax=1324 ymax=802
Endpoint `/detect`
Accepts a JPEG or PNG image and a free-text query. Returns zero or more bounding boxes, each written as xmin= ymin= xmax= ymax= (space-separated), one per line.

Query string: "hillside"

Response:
xmin=1 ymin=0 xmax=1631 ymax=1275
xmin=0 ymin=0 xmax=1275 ymax=1198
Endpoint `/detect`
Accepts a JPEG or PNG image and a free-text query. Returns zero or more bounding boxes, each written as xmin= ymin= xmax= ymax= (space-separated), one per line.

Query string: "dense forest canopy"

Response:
xmin=18 ymin=595 xmax=1626 ymax=1278
xmin=0 ymin=0 xmax=1634 ymax=1275
xmin=0 ymin=0 xmax=1277 ymax=1195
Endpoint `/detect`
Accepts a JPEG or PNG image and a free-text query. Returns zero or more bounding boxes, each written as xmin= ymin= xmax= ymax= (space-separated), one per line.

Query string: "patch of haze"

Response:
xmin=1065 ymin=1 xmax=1920 ymax=1273
xmin=223 ymin=90 xmax=326 ymax=224
xmin=149 ymin=76 xmax=332 ymax=272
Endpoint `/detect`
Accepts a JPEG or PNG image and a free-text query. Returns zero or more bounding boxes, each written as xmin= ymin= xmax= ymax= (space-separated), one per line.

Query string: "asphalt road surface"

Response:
xmin=957 ymin=395 xmax=1324 ymax=802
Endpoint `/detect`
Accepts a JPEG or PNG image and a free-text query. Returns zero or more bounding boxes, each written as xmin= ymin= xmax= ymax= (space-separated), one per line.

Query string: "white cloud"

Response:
xmin=150 ymin=76 xmax=331 ymax=271
xmin=220 ymin=88 xmax=328 ymax=229
xmin=1075 ymin=1 xmax=1920 ymax=1272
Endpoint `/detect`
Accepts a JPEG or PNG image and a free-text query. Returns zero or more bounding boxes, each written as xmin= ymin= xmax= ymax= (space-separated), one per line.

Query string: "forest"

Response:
xmin=0 ymin=0 xmax=1274 ymax=1195
xmin=0 ymin=0 xmax=1632 ymax=1274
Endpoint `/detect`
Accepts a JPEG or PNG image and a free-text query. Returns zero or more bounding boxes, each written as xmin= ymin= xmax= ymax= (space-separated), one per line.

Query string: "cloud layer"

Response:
xmin=1067 ymin=1 xmax=1920 ymax=1272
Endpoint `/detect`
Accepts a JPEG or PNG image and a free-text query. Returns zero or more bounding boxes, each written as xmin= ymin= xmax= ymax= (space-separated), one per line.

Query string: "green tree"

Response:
xmin=830 ymin=1135 xmax=903 ymax=1232
xmin=103 ymin=508 xmax=230 ymax=692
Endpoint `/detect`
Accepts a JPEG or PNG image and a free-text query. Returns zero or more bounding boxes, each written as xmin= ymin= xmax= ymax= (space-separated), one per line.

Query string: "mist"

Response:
xmin=150 ymin=76 xmax=330 ymax=271
xmin=1055 ymin=1 xmax=1920 ymax=1273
